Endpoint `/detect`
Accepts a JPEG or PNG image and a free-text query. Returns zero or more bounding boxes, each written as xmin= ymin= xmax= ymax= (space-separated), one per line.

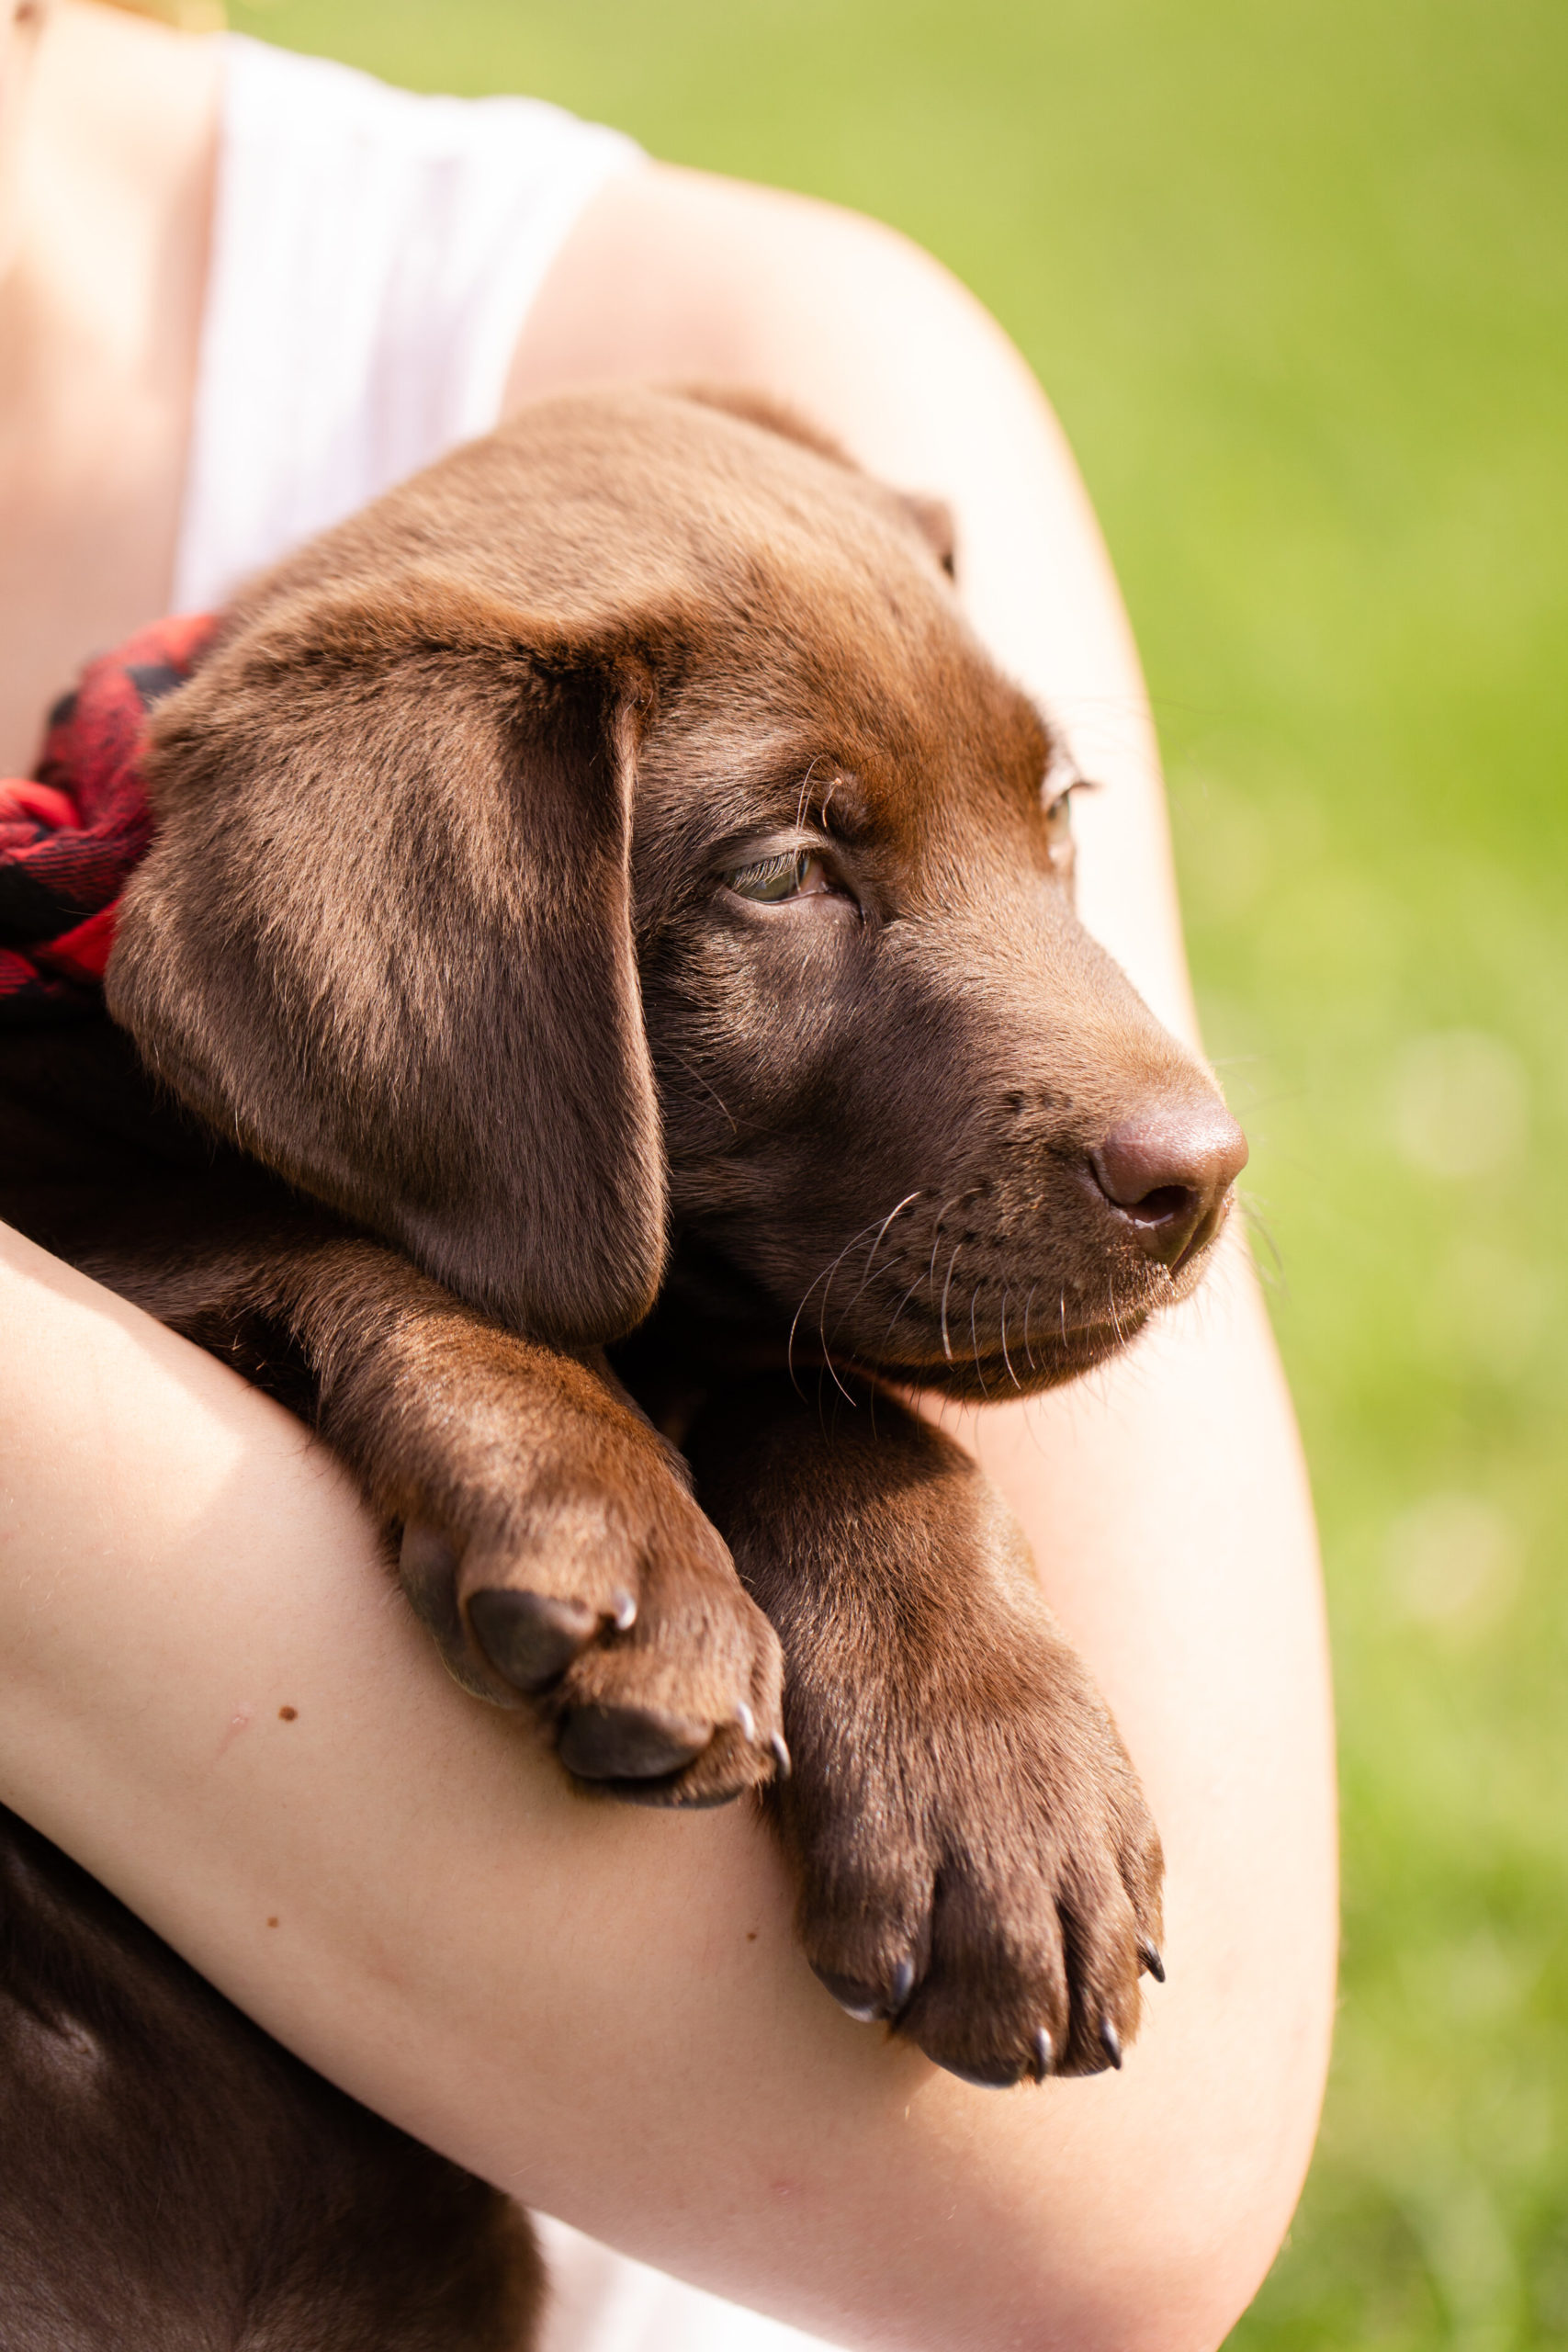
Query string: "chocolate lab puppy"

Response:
xmin=0 ymin=386 xmax=1245 ymax=2346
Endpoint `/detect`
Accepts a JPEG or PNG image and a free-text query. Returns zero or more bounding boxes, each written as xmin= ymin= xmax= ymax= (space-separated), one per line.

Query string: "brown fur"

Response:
xmin=0 ymin=385 xmax=1244 ymax=2344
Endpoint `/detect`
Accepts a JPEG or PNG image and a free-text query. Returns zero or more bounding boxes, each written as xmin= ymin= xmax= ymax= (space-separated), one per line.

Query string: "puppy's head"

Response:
xmin=109 ymin=386 xmax=1243 ymax=1388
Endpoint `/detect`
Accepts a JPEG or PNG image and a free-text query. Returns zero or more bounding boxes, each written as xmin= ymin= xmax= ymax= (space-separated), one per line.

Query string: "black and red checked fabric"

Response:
xmin=0 ymin=613 xmax=219 ymax=1023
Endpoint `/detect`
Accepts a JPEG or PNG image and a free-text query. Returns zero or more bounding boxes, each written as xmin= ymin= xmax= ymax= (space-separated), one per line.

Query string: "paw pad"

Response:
xmin=558 ymin=1701 xmax=713 ymax=1781
xmin=466 ymin=1589 xmax=600 ymax=1692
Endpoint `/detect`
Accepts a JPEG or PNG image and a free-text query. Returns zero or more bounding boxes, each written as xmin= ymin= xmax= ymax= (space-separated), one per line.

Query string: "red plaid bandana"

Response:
xmin=0 ymin=613 xmax=219 ymax=1023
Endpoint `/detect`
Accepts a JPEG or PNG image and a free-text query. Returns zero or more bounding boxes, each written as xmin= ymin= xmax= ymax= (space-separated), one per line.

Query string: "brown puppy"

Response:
xmin=0 ymin=386 xmax=1245 ymax=2345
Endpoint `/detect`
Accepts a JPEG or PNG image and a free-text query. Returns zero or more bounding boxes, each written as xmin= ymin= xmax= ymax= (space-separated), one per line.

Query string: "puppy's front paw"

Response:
xmin=683 ymin=1372 xmax=1164 ymax=2081
xmin=398 ymin=1404 xmax=784 ymax=1810
xmin=781 ymin=1633 xmax=1163 ymax=2082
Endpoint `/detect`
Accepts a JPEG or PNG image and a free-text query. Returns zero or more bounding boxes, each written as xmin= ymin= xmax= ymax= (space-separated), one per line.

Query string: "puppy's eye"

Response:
xmin=1043 ymin=787 xmax=1076 ymax=844
xmin=726 ymin=850 xmax=832 ymax=902
xmin=1040 ymin=762 xmax=1096 ymax=872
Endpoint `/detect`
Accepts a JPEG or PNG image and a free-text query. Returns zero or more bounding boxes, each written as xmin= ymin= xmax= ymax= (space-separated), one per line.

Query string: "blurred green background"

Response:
xmin=231 ymin=1 xmax=1568 ymax=2340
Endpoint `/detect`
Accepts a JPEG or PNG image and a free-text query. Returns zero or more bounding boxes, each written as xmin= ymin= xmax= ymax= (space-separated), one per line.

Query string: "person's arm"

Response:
xmin=0 ymin=165 xmax=1335 ymax=2352
xmin=0 ymin=1228 xmax=1327 ymax=2352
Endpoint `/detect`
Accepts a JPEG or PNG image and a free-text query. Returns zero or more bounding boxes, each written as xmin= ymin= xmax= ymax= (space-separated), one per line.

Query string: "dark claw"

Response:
xmin=769 ymin=1731 xmax=792 ymax=1780
xmin=889 ymin=1957 xmax=916 ymax=2013
xmin=1099 ymin=2018 xmax=1122 ymax=2070
xmin=1031 ymin=2027 xmax=1054 ymax=2082
xmin=1137 ymin=1937 xmax=1166 ymax=1984
xmin=398 ymin=1523 xmax=465 ymax=1652
xmin=558 ymin=1702 xmax=712 ymax=1781
xmin=467 ymin=1589 xmax=597 ymax=1692
xmin=813 ymin=1966 xmax=885 ymax=2024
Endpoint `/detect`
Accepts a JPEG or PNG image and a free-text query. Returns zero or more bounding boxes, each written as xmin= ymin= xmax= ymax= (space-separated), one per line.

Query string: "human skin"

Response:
xmin=0 ymin=6 xmax=1337 ymax=2347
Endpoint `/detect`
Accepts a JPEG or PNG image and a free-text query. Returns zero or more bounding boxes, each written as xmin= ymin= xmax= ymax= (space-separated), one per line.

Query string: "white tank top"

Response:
xmin=174 ymin=34 xmax=639 ymax=611
xmin=174 ymin=36 xmax=846 ymax=2352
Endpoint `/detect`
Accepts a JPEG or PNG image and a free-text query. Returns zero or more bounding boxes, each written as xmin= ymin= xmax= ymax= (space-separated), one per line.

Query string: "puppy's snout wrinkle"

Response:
xmin=1089 ymin=1099 xmax=1248 ymax=1268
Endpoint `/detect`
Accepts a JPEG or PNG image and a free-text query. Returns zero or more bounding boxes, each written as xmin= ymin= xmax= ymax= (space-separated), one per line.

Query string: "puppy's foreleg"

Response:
xmin=93 ymin=1223 xmax=783 ymax=1807
xmin=685 ymin=1372 xmax=1164 ymax=2082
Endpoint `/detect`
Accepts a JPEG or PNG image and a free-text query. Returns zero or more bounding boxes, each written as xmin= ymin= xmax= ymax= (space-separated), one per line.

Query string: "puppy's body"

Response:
xmin=0 ymin=388 xmax=1244 ymax=2346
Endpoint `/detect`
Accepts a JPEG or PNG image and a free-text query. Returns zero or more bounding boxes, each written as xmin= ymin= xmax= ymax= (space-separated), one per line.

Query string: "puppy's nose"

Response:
xmin=1089 ymin=1099 xmax=1248 ymax=1268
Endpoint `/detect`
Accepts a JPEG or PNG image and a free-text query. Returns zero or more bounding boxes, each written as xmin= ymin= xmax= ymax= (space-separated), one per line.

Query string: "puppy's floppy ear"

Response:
xmin=107 ymin=575 xmax=669 ymax=1345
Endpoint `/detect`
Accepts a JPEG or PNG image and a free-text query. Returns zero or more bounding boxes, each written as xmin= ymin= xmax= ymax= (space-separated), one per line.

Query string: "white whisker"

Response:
xmin=939 ymin=1244 xmax=962 ymax=1363
xmin=878 ymin=1272 xmax=925 ymax=1356
xmin=844 ymin=1192 xmax=923 ymax=1317
xmin=926 ymin=1197 xmax=958 ymax=1295
xmin=793 ymin=754 xmax=824 ymax=834
xmin=970 ymin=1290 xmax=989 ymax=1396
xmin=998 ymin=1289 xmax=1021 ymax=1390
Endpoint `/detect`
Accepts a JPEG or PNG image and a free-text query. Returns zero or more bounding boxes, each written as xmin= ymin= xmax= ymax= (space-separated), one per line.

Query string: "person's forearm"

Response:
xmin=2 ymin=1221 xmax=1328 ymax=2352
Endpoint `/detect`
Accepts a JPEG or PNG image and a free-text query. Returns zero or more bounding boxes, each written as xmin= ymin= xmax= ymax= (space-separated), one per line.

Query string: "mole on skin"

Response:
xmin=278 ymin=1705 xmax=298 ymax=1721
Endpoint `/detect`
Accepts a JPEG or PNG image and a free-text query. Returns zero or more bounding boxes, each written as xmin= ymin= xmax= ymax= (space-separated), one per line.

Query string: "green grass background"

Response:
xmin=228 ymin=2 xmax=1568 ymax=2340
